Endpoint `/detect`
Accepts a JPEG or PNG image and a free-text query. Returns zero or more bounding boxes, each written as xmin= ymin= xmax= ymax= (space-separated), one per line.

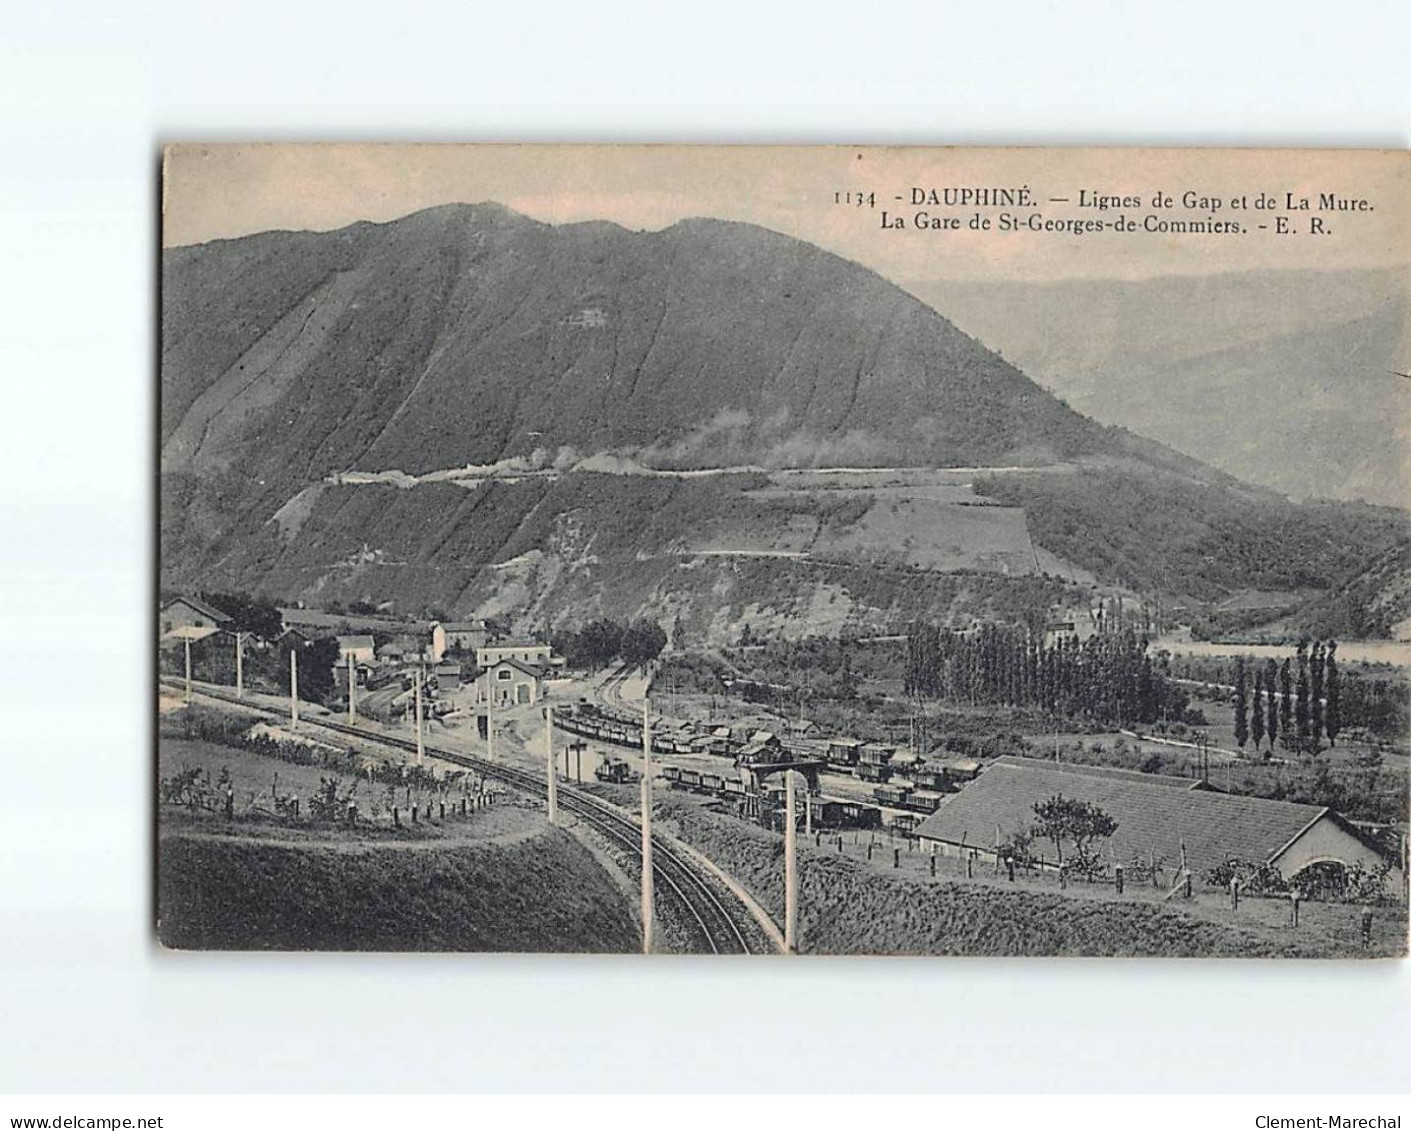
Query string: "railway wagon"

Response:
xmin=825 ymin=737 xmax=865 ymax=769
xmin=874 ymin=783 xmax=912 ymax=807
xmin=808 ymin=796 xmax=883 ymax=831
xmin=908 ymin=764 xmax=950 ymax=792
xmin=857 ymin=762 xmax=892 ymax=784
xmin=905 ymin=789 xmax=945 ymax=813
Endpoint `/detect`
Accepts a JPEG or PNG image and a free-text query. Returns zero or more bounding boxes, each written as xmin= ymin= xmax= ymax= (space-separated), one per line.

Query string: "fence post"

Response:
xmin=393 ymin=807 xmax=400 ymax=827
xmin=893 ymin=847 xmax=899 ymax=869
xmin=966 ymin=853 xmax=973 ymax=879
xmin=930 ymin=855 xmax=936 ymax=877
xmin=1114 ymin=864 xmax=1124 ymax=895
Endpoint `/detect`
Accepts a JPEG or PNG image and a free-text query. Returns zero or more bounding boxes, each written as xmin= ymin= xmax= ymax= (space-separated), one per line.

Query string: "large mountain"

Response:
xmin=913 ymin=268 xmax=1410 ymax=507
xmin=163 ymin=203 xmax=1107 ymax=480
xmin=161 ymin=205 xmax=1408 ymax=638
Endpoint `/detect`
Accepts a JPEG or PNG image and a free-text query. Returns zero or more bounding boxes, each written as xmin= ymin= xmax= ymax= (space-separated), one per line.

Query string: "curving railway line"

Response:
xmin=163 ymin=680 xmax=773 ymax=955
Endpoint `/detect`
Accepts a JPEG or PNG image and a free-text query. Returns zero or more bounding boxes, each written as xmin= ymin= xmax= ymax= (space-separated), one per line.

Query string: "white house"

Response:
xmin=475 ymin=657 xmax=544 ymax=708
xmin=335 ymin=634 xmax=376 ymax=665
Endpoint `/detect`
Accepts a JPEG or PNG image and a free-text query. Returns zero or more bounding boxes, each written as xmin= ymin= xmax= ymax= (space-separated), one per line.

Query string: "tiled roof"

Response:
xmin=993 ymin=755 xmax=1205 ymax=789
xmin=482 ymin=657 xmax=544 ymax=677
xmin=166 ymin=596 xmax=231 ymax=622
xmin=913 ymin=759 xmax=1329 ymax=876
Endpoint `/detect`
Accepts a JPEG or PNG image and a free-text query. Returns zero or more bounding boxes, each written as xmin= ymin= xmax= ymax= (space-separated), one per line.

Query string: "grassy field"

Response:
xmin=593 ymin=784 xmax=1406 ymax=958
xmin=158 ymin=827 xmax=638 ymax=952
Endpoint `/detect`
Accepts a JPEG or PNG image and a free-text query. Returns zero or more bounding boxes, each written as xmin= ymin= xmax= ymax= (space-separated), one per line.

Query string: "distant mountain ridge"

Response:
xmin=913 ymin=267 xmax=1410 ymax=507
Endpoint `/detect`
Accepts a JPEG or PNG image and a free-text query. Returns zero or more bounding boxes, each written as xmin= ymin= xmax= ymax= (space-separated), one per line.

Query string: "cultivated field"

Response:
xmin=157 ymin=735 xmax=638 ymax=952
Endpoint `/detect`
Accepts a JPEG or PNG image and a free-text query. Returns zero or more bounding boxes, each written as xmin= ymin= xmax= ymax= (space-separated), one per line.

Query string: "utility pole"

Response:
xmin=347 ymin=651 xmax=356 ymax=722
xmin=784 ymin=769 xmax=798 ymax=954
xmin=545 ymin=704 xmax=558 ymax=825
xmin=641 ymin=699 xmax=654 ymax=955
xmin=234 ymin=632 xmax=245 ymax=700
xmin=183 ymin=637 xmax=192 ymax=705
xmin=289 ymin=649 xmax=299 ymax=728
xmin=414 ymin=665 xmax=424 ymax=765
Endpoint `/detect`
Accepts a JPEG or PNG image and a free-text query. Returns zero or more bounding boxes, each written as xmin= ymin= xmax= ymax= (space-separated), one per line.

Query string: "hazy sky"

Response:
xmin=163 ymin=144 xmax=1408 ymax=283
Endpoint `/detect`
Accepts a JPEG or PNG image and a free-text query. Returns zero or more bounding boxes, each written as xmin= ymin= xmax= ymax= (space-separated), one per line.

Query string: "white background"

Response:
xmin=1 ymin=0 xmax=1408 ymax=1095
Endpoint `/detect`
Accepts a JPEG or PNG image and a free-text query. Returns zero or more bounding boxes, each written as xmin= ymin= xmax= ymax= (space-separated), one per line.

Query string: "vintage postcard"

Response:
xmin=158 ymin=144 xmax=1409 ymax=956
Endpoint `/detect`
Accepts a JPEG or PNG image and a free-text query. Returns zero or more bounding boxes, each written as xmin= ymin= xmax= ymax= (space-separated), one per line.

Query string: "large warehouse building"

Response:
xmin=912 ymin=756 xmax=1405 ymax=897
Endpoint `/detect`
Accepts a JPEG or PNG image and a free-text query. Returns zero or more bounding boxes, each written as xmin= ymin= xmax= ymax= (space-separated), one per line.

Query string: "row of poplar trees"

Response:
xmin=904 ymin=623 xmax=1180 ymax=727
xmin=1232 ymin=640 xmax=1341 ymax=753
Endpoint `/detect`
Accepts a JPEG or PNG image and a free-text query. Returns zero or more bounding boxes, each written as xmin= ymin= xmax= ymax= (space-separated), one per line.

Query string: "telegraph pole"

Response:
xmin=183 ymin=637 xmax=192 ymax=704
xmin=641 ymin=699 xmax=654 ymax=954
xmin=784 ymin=769 xmax=798 ymax=953
xmin=289 ymin=649 xmax=299 ymax=728
xmin=545 ymin=703 xmax=558 ymax=824
xmin=347 ymin=652 xmax=356 ymax=722
xmin=414 ymin=665 xmax=424 ymax=765
xmin=234 ymin=632 xmax=245 ymax=700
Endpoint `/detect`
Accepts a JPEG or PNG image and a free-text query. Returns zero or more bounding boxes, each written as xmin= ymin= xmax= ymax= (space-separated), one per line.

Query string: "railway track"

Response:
xmin=163 ymin=680 xmax=770 ymax=955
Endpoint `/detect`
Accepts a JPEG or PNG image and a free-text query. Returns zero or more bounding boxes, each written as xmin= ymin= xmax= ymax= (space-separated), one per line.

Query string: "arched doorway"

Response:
xmin=1289 ymin=858 xmax=1352 ymax=901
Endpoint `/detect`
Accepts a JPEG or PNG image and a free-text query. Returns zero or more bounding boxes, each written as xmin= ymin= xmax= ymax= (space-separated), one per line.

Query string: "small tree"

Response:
xmin=1032 ymin=794 xmax=1119 ymax=877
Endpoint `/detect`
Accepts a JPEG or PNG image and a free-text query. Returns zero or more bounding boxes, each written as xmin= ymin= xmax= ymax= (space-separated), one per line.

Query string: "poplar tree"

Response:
xmin=1264 ymin=658 xmax=1280 ymax=748
xmin=1324 ymin=640 xmax=1341 ymax=746
xmin=1233 ymin=656 xmax=1249 ymax=750
xmin=1310 ymin=640 xmax=1325 ymax=746
xmin=1251 ymin=668 xmax=1265 ymax=751
xmin=1279 ymin=658 xmax=1293 ymax=744
xmin=1295 ymin=641 xmax=1311 ymax=748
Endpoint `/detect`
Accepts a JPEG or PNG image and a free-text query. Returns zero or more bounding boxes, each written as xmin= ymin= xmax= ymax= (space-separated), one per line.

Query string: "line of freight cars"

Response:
xmin=557 ymin=702 xmax=701 ymax=755
xmin=658 ymin=764 xmax=944 ymax=823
